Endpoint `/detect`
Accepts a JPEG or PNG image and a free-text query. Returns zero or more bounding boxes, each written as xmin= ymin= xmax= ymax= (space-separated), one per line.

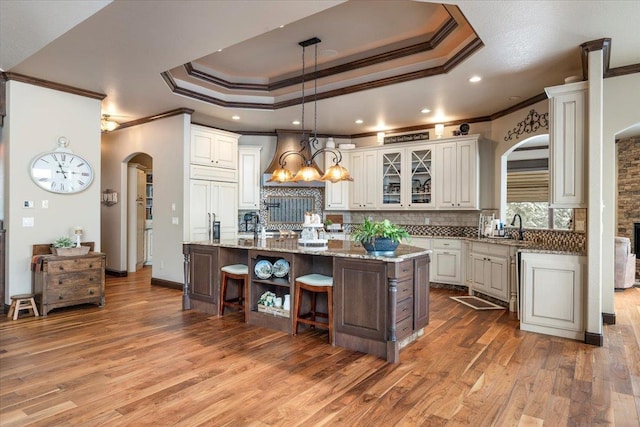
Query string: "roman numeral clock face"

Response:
xmin=30 ymin=151 xmax=94 ymax=194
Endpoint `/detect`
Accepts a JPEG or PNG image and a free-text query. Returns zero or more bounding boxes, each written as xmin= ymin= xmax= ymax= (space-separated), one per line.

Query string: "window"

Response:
xmin=506 ymin=202 xmax=572 ymax=230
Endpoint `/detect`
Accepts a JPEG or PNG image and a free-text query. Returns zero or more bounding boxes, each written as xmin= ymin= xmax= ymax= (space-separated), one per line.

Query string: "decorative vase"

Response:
xmin=362 ymin=238 xmax=399 ymax=255
xmin=283 ymin=294 xmax=291 ymax=311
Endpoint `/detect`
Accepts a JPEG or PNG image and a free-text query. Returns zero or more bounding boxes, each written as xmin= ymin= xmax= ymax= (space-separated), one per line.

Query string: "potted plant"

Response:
xmin=352 ymin=218 xmax=410 ymax=254
xmin=51 ymin=236 xmax=89 ymax=256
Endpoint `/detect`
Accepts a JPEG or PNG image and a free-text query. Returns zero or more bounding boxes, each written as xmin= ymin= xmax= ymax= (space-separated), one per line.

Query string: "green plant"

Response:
xmin=53 ymin=236 xmax=74 ymax=248
xmin=352 ymin=218 xmax=409 ymax=245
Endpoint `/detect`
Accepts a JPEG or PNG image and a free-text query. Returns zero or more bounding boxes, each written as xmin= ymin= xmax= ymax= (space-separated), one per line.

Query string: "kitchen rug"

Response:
xmin=450 ymin=296 xmax=505 ymax=310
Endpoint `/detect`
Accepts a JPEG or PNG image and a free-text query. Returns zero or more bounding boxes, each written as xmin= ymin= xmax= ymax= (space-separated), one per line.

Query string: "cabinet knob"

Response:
xmin=59 ymin=266 xmax=64 ymax=270
xmin=58 ymin=295 xmax=63 ymax=300
xmin=89 ymin=277 xmax=93 ymax=282
xmin=89 ymin=264 xmax=93 ymax=268
xmin=89 ymin=290 xmax=94 ymax=295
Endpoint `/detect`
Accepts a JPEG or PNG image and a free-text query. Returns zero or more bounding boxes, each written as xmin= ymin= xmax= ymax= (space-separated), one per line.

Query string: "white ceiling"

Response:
xmin=1 ymin=0 xmax=639 ymax=137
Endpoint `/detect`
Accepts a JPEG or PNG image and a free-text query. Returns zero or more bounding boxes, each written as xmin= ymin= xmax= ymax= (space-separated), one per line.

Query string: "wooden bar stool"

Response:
xmin=293 ymin=274 xmax=334 ymax=344
xmin=219 ymin=264 xmax=249 ymax=320
xmin=7 ymin=294 xmax=40 ymax=320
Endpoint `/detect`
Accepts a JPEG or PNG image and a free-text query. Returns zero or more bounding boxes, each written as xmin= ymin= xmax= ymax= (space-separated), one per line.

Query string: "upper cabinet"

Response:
xmin=190 ymin=125 xmax=239 ymax=170
xmin=324 ymin=150 xmax=350 ymax=210
xmin=435 ymin=138 xmax=477 ymax=209
xmin=378 ymin=144 xmax=435 ymax=210
xmin=545 ymin=82 xmax=587 ymax=208
xmin=349 ymin=150 xmax=378 ymax=209
xmin=238 ymin=146 xmax=262 ymax=210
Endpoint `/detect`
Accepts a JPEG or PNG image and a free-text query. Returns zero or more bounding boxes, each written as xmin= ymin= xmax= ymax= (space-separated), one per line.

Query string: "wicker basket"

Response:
xmin=257 ymin=304 xmax=290 ymax=318
xmin=51 ymin=246 xmax=90 ymax=256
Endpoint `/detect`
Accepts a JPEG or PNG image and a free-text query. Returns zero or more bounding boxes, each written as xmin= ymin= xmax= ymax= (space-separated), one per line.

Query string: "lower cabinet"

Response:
xmin=520 ymin=252 xmax=586 ymax=340
xmin=333 ymin=255 xmax=430 ymax=362
xmin=468 ymin=242 xmax=509 ymax=302
xmin=430 ymin=238 xmax=463 ymax=285
xmin=185 ymin=245 xmax=219 ymax=313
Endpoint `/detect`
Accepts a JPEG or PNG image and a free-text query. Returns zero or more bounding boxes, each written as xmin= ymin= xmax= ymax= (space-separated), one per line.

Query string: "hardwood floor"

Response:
xmin=1 ymin=267 xmax=638 ymax=426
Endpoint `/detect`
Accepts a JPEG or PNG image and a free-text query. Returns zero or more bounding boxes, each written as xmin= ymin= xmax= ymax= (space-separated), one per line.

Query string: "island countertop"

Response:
xmin=183 ymin=238 xmax=431 ymax=261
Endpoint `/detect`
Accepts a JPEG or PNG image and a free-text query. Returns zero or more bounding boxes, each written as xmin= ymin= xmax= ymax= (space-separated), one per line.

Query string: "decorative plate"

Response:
xmin=272 ymin=259 xmax=290 ymax=278
xmin=254 ymin=260 xmax=273 ymax=279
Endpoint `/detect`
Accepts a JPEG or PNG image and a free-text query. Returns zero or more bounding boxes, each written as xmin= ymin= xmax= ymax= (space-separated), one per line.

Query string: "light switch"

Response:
xmin=24 ymin=201 xmax=34 ymax=208
xmin=171 ymin=203 xmax=176 ymax=212
xmin=172 ymin=217 xmax=179 ymax=225
xmin=22 ymin=217 xmax=34 ymax=227
xmin=42 ymin=200 xmax=49 ymax=208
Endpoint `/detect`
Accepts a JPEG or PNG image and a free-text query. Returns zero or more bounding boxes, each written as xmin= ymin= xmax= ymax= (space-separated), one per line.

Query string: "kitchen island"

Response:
xmin=183 ymin=238 xmax=431 ymax=363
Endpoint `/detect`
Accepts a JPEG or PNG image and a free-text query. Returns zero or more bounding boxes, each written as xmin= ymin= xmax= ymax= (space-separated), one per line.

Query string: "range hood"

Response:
xmin=262 ymin=130 xmax=325 ymax=187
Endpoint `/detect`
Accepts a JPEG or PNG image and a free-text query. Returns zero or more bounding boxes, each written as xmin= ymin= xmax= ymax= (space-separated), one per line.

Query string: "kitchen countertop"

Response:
xmin=409 ymin=234 xmax=585 ymax=255
xmin=185 ymin=238 xmax=431 ymax=262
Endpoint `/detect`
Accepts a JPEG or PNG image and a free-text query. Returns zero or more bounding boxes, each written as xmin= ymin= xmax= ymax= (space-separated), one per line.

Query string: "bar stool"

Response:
xmin=219 ymin=264 xmax=249 ymax=320
xmin=7 ymin=294 xmax=40 ymax=320
xmin=293 ymin=274 xmax=334 ymax=344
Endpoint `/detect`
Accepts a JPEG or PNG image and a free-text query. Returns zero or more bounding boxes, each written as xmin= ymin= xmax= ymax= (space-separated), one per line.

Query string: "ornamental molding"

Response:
xmin=504 ymin=109 xmax=549 ymax=141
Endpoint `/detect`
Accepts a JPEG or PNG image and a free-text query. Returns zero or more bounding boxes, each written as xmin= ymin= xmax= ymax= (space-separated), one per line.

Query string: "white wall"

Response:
xmin=101 ymin=114 xmax=190 ymax=284
xmin=2 ymin=81 xmax=102 ymax=303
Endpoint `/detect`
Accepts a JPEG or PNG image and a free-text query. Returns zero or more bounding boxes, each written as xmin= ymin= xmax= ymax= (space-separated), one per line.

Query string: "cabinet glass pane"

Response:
xmin=410 ymin=149 xmax=432 ymax=205
xmin=381 ymin=151 xmax=402 ymax=205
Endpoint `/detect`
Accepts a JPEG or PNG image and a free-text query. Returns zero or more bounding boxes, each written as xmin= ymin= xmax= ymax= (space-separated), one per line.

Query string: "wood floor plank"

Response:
xmin=1 ymin=268 xmax=638 ymax=425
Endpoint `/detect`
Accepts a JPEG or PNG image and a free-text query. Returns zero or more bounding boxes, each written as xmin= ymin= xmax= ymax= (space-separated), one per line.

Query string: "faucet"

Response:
xmin=511 ymin=214 xmax=524 ymax=240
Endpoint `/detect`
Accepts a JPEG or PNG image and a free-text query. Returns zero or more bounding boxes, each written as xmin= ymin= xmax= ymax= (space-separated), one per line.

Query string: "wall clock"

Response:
xmin=30 ymin=136 xmax=94 ymax=194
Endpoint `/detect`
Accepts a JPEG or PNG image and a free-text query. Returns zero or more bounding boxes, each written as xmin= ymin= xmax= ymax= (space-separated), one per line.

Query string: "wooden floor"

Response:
xmin=1 ymin=268 xmax=638 ymax=426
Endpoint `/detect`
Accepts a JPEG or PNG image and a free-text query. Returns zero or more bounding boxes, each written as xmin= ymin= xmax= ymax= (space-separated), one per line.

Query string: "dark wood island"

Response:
xmin=183 ymin=238 xmax=430 ymax=363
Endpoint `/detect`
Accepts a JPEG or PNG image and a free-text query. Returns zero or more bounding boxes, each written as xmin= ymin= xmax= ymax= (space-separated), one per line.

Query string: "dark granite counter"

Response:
xmin=184 ymin=237 xmax=431 ymax=262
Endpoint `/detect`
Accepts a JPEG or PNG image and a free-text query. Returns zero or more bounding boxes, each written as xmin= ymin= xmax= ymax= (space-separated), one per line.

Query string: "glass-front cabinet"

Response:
xmin=380 ymin=149 xmax=403 ymax=208
xmin=378 ymin=144 xmax=435 ymax=209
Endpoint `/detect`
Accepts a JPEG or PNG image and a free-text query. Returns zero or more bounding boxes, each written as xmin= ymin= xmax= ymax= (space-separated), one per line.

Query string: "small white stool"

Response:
xmin=7 ymin=294 xmax=40 ymax=320
xmin=293 ymin=274 xmax=334 ymax=344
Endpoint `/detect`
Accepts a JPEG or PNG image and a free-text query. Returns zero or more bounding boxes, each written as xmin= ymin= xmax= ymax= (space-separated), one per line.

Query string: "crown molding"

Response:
xmin=1 ymin=71 xmax=106 ymax=100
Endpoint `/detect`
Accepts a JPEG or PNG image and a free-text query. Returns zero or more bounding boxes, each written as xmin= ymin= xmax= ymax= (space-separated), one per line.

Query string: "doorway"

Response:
xmin=127 ymin=153 xmax=153 ymax=273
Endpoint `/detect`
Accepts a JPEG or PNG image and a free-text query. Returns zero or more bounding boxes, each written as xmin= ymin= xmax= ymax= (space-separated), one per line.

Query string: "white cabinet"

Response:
xmin=545 ymin=82 xmax=587 ymax=208
xmin=190 ymin=125 xmax=239 ymax=171
xmin=238 ymin=146 xmax=261 ymax=210
xmin=189 ymin=180 xmax=238 ymax=241
xmin=144 ymin=227 xmax=153 ymax=265
xmin=378 ymin=145 xmax=435 ymax=210
xmin=325 ymin=150 xmax=350 ymax=210
xmin=349 ymin=150 xmax=377 ymax=209
xmin=468 ymin=242 xmax=509 ymax=302
xmin=520 ymin=253 xmax=586 ymax=340
xmin=431 ymin=239 xmax=463 ymax=285
xmin=435 ymin=138 xmax=477 ymax=209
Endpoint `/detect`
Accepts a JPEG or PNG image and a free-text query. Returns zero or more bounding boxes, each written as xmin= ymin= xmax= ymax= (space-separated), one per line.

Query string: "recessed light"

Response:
xmin=509 ymin=96 xmax=521 ymax=101
xmin=469 ymin=76 xmax=482 ymax=83
xmin=355 ymin=119 xmax=364 ymax=124
xmin=217 ymin=49 xmax=223 ymax=52
xmin=292 ymin=120 xmax=300 ymax=125
xmin=279 ymin=25 xmax=284 ymax=29
xmin=421 ymin=108 xmax=431 ymax=114
xmin=232 ymin=115 xmax=240 ymax=120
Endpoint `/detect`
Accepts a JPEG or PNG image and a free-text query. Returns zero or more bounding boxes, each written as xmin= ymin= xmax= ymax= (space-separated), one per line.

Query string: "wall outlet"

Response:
xmin=172 ymin=217 xmax=179 ymax=225
xmin=22 ymin=217 xmax=34 ymax=227
xmin=575 ymin=220 xmax=585 ymax=232
xmin=42 ymin=200 xmax=49 ymax=209
xmin=424 ymin=217 xmax=430 ymax=225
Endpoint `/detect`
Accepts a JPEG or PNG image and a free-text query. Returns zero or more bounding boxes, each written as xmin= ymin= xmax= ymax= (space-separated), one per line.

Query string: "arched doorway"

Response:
xmin=126 ymin=153 xmax=153 ymax=273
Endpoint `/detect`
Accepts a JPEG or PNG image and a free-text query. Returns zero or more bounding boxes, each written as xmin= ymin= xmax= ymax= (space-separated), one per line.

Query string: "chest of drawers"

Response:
xmin=33 ymin=253 xmax=106 ymax=316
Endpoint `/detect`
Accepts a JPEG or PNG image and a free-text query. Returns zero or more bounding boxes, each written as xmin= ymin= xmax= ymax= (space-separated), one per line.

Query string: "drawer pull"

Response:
xmin=89 ymin=277 xmax=93 ymax=282
xmin=88 ymin=290 xmax=94 ymax=295
xmin=59 ymin=266 xmax=64 ymax=270
xmin=89 ymin=264 xmax=93 ymax=268
xmin=58 ymin=280 xmax=63 ymax=285
xmin=58 ymin=295 xmax=63 ymax=300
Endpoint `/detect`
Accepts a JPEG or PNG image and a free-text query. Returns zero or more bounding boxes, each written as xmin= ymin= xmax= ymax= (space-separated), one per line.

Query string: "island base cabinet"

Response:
xmin=520 ymin=253 xmax=586 ymax=340
xmin=184 ymin=245 xmax=219 ymax=314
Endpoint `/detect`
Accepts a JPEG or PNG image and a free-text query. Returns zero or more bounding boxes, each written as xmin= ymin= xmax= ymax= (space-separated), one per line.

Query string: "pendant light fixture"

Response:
xmin=100 ymin=114 xmax=119 ymax=132
xmin=268 ymin=37 xmax=352 ymax=184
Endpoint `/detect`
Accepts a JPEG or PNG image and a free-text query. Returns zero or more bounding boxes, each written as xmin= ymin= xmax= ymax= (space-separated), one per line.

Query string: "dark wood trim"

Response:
xmin=606 ymin=63 xmax=640 ymax=78
xmin=0 ymin=78 xmax=5 ymax=127
xmin=581 ymin=38 xmax=640 ymax=80
xmin=116 ymin=108 xmax=195 ymax=131
xmin=106 ymin=269 xmax=128 ymax=277
xmin=349 ymin=116 xmax=491 ymax=139
xmin=514 ymin=144 xmax=548 ymax=152
xmin=602 ymin=312 xmax=616 ymax=325
xmin=151 ymin=277 xmax=183 ymax=290
xmin=164 ymin=36 xmax=484 ymax=113
xmin=490 ymin=92 xmax=548 ymax=121
xmin=584 ymin=331 xmax=604 ymax=346
xmin=2 ymin=71 xmax=106 ymax=100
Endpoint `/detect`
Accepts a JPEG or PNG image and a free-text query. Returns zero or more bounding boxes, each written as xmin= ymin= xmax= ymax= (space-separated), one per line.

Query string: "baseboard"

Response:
xmin=602 ymin=312 xmax=616 ymax=325
xmin=584 ymin=331 xmax=604 ymax=346
xmin=151 ymin=277 xmax=182 ymax=290
xmin=105 ymin=269 xmax=128 ymax=277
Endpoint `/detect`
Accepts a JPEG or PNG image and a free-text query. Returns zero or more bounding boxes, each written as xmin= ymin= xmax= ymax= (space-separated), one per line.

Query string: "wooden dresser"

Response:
xmin=33 ymin=251 xmax=106 ymax=316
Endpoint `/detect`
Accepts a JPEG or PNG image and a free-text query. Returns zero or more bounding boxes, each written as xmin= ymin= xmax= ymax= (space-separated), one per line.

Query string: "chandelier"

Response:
xmin=100 ymin=114 xmax=119 ymax=132
xmin=268 ymin=37 xmax=353 ymax=184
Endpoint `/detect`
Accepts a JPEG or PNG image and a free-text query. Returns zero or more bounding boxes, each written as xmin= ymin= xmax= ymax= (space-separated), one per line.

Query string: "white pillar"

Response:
xmin=586 ymin=49 xmax=604 ymax=338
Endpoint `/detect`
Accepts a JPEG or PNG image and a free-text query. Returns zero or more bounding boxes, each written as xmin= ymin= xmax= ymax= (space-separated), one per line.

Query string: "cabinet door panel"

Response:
xmin=191 ymin=130 xmax=215 ymax=165
xmin=215 ymin=134 xmax=238 ymax=169
xmin=190 ymin=249 xmax=218 ymax=302
xmin=488 ymin=258 xmax=508 ymax=299
xmin=213 ymin=182 xmax=238 ymax=240
xmin=238 ymin=147 xmax=261 ymax=209
xmin=436 ymin=143 xmax=456 ymax=207
xmin=189 ymin=180 xmax=212 ymax=241
xmin=414 ymin=256 xmax=430 ymax=330
xmin=471 ymin=255 xmax=488 ymax=292
xmin=432 ymin=250 xmax=461 ymax=283
xmin=456 ymin=140 xmax=476 ymax=207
